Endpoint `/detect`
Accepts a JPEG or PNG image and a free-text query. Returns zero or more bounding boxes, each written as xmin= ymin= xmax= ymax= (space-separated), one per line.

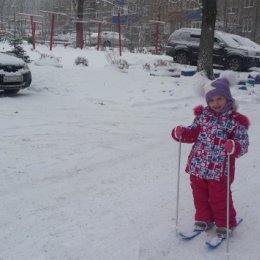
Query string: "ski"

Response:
xmin=178 ymin=229 xmax=203 ymax=240
xmin=205 ymin=234 xmax=225 ymax=249
xmin=206 ymin=217 xmax=243 ymax=250
xmin=179 ymin=222 xmax=214 ymax=240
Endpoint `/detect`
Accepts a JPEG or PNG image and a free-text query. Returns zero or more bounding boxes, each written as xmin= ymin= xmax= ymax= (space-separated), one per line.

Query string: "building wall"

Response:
xmin=39 ymin=0 xmax=260 ymax=46
xmin=221 ymin=0 xmax=260 ymax=43
xmin=161 ymin=0 xmax=260 ymax=44
xmin=1 ymin=0 xmax=260 ymax=48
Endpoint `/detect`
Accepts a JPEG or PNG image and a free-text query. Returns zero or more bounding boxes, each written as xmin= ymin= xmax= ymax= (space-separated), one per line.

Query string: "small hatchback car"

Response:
xmin=0 ymin=52 xmax=32 ymax=94
xmin=87 ymin=31 xmax=130 ymax=48
xmin=166 ymin=28 xmax=260 ymax=71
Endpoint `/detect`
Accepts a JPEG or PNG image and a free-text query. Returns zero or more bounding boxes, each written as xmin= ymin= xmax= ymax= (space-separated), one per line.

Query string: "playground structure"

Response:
xmin=0 ymin=1 xmax=168 ymax=54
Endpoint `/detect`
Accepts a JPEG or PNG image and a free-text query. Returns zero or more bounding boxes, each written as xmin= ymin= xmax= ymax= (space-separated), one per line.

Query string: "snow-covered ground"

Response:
xmin=1 ymin=42 xmax=260 ymax=260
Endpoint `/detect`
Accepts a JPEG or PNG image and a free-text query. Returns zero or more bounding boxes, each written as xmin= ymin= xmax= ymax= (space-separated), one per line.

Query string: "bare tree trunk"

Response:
xmin=0 ymin=0 xmax=7 ymax=26
xmin=221 ymin=0 xmax=227 ymax=31
xmin=197 ymin=0 xmax=217 ymax=80
xmin=253 ymin=0 xmax=260 ymax=42
xmin=74 ymin=0 xmax=84 ymax=48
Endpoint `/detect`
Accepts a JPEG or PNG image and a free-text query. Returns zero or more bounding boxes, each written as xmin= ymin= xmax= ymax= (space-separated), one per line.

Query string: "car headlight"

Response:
xmin=23 ymin=63 xmax=29 ymax=70
xmin=247 ymin=50 xmax=260 ymax=57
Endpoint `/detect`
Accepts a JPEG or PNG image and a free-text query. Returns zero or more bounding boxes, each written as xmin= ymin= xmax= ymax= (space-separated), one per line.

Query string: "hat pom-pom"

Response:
xmin=193 ymin=71 xmax=211 ymax=97
xmin=218 ymin=70 xmax=238 ymax=87
xmin=233 ymin=99 xmax=239 ymax=111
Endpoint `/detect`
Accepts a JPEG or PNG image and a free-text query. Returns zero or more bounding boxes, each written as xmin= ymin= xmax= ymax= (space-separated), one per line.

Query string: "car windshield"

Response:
xmin=215 ymin=31 xmax=241 ymax=48
xmin=231 ymin=35 xmax=260 ymax=49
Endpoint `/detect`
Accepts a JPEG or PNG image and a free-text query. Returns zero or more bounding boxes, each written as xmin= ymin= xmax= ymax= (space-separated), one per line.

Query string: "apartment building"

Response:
xmin=39 ymin=0 xmax=260 ymax=47
xmin=2 ymin=0 xmax=259 ymax=48
xmin=220 ymin=0 xmax=260 ymax=43
xmin=159 ymin=0 xmax=260 ymax=43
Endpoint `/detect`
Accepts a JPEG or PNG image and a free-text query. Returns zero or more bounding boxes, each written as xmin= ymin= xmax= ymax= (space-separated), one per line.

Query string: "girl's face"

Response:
xmin=208 ymin=95 xmax=227 ymax=113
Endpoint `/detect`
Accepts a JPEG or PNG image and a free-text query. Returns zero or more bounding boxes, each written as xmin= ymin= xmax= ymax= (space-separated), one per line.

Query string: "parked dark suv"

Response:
xmin=166 ymin=28 xmax=260 ymax=71
xmin=0 ymin=52 xmax=32 ymax=94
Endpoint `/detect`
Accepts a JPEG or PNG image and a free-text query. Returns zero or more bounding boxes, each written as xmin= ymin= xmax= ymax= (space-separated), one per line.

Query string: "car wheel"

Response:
xmin=227 ymin=57 xmax=242 ymax=71
xmin=175 ymin=51 xmax=189 ymax=64
xmin=4 ymin=89 xmax=19 ymax=95
xmin=103 ymin=41 xmax=111 ymax=47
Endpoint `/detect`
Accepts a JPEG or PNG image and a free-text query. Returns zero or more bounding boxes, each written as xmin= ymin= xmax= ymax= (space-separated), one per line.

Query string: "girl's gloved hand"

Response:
xmin=225 ymin=139 xmax=235 ymax=155
xmin=174 ymin=125 xmax=185 ymax=139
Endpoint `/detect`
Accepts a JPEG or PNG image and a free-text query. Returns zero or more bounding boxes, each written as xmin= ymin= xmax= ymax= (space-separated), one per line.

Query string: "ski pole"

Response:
xmin=175 ymin=137 xmax=182 ymax=235
xmin=226 ymin=152 xmax=231 ymax=257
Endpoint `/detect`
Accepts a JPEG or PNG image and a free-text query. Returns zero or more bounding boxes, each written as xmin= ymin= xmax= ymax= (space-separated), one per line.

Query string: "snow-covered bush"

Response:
xmin=6 ymin=37 xmax=31 ymax=63
xmin=153 ymin=59 xmax=171 ymax=67
xmin=143 ymin=63 xmax=151 ymax=71
xmin=74 ymin=56 xmax=88 ymax=66
xmin=117 ymin=59 xmax=129 ymax=70
xmin=34 ymin=52 xmax=63 ymax=68
xmin=105 ymin=50 xmax=129 ymax=70
xmin=143 ymin=59 xmax=173 ymax=71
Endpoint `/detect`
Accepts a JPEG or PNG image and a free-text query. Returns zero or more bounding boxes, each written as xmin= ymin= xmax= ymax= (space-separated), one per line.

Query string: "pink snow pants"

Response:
xmin=190 ymin=174 xmax=237 ymax=228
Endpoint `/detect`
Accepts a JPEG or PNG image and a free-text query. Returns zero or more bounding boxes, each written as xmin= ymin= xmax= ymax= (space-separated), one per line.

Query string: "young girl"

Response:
xmin=172 ymin=76 xmax=249 ymax=236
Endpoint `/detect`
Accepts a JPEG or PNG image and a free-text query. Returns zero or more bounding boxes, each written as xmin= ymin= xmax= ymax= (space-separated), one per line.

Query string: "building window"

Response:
xmin=168 ymin=0 xmax=180 ymax=3
xmin=191 ymin=21 xmax=201 ymax=28
xmin=128 ymin=4 xmax=137 ymax=12
xmin=196 ymin=0 xmax=203 ymax=7
xmin=227 ymin=7 xmax=238 ymax=14
xmin=112 ymin=7 xmax=119 ymax=16
xmin=242 ymin=18 xmax=253 ymax=32
xmin=168 ymin=3 xmax=182 ymax=11
xmin=244 ymin=0 xmax=254 ymax=8
xmin=168 ymin=2 xmax=174 ymax=8
xmin=184 ymin=0 xmax=202 ymax=10
xmin=175 ymin=22 xmax=181 ymax=30
xmin=185 ymin=2 xmax=198 ymax=10
xmin=164 ymin=23 xmax=171 ymax=34
xmin=142 ymin=6 xmax=149 ymax=17
xmin=96 ymin=11 xmax=101 ymax=19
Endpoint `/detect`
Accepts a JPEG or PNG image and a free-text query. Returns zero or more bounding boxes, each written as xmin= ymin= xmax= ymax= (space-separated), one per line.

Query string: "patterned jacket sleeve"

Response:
xmin=172 ymin=116 xmax=201 ymax=143
xmin=232 ymin=124 xmax=249 ymax=158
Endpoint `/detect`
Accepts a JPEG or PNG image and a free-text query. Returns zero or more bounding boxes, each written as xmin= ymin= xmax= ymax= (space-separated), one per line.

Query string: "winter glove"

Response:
xmin=173 ymin=125 xmax=185 ymax=140
xmin=225 ymin=139 xmax=236 ymax=155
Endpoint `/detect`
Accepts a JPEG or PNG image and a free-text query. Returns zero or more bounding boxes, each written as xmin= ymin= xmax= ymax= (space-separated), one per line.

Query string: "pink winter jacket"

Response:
xmin=172 ymin=105 xmax=250 ymax=181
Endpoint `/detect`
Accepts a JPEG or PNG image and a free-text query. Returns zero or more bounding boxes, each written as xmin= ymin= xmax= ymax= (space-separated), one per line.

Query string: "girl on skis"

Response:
xmin=172 ymin=75 xmax=249 ymax=236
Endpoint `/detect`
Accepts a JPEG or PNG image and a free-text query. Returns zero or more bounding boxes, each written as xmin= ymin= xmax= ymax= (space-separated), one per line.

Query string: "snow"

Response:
xmin=0 ymin=52 xmax=26 ymax=66
xmin=1 ymin=42 xmax=260 ymax=260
